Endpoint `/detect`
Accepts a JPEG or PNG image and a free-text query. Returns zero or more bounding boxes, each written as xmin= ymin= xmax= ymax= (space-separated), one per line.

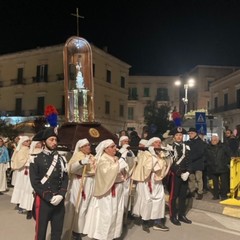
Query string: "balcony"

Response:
xmin=32 ymin=76 xmax=48 ymax=83
xmin=211 ymin=102 xmax=240 ymax=113
xmin=10 ymin=79 xmax=26 ymax=86
xmin=128 ymin=94 xmax=138 ymax=100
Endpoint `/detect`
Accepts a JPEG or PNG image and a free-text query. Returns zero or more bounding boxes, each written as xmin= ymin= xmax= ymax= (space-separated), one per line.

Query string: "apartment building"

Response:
xmin=209 ymin=69 xmax=240 ymax=130
xmin=126 ymin=75 xmax=179 ymax=135
xmin=0 ymin=43 xmax=131 ymax=134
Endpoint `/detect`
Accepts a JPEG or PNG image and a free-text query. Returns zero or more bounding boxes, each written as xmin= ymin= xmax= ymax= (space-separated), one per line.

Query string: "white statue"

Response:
xmin=75 ymin=61 xmax=85 ymax=89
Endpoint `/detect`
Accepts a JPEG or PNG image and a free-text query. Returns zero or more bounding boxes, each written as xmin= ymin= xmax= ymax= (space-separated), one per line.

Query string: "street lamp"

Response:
xmin=175 ymin=78 xmax=195 ymax=115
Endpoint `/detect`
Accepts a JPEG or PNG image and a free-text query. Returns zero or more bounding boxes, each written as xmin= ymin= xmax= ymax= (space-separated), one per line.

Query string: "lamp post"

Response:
xmin=175 ymin=78 xmax=195 ymax=115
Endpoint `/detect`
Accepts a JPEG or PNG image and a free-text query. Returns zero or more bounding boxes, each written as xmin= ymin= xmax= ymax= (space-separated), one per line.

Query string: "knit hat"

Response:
xmin=188 ymin=127 xmax=197 ymax=133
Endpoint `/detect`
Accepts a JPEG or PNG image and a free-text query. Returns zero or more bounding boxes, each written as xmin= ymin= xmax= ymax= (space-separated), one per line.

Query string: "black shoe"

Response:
xmin=127 ymin=212 xmax=135 ymax=220
xmin=188 ymin=192 xmax=195 ymax=198
xmin=72 ymin=231 xmax=82 ymax=240
xmin=0 ymin=192 xmax=3 ymax=195
xmin=142 ymin=221 xmax=150 ymax=233
xmin=170 ymin=217 xmax=181 ymax=226
xmin=196 ymin=193 xmax=203 ymax=200
xmin=212 ymin=196 xmax=220 ymax=200
xmin=178 ymin=215 xmax=192 ymax=224
xmin=153 ymin=223 xmax=169 ymax=231
xmin=26 ymin=211 xmax=32 ymax=220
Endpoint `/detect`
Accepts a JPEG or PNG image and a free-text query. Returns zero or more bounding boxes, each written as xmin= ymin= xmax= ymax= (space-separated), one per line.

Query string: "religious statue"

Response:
xmin=75 ymin=60 xmax=85 ymax=89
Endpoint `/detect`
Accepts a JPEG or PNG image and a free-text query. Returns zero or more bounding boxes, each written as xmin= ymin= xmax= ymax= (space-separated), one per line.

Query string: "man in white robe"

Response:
xmin=62 ymin=138 xmax=95 ymax=240
xmin=83 ymin=139 xmax=128 ymax=240
xmin=10 ymin=136 xmax=31 ymax=212
xmin=132 ymin=137 xmax=171 ymax=232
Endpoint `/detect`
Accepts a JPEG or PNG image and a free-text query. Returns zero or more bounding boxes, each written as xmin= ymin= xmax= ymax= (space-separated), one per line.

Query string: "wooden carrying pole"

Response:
xmin=62 ymin=165 xmax=87 ymax=240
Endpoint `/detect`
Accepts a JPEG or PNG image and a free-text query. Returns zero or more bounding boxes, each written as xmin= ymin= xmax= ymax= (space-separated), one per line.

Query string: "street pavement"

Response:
xmin=1 ymin=187 xmax=240 ymax=240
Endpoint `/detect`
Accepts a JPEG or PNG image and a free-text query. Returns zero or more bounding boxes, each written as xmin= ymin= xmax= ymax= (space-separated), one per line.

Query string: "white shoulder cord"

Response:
xmin=174 ymin=143 xmax=186 ymax=165
xmin=40 ymin=154 xmax=58 ymax=184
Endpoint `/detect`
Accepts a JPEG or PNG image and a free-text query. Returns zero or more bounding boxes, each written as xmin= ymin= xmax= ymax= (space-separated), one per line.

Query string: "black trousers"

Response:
xmin=33 ymin=194 xmax=65 ymax=240
xmin=211 ymin=172 xmax=230 ymax=198
xmin=168 ymin=171 xmax=188 ymax=218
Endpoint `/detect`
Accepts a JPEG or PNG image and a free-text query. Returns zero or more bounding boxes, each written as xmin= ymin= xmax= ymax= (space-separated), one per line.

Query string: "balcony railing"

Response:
xmin=10 ymin=79 xmax=26 ymax=85
xmin=128 ymin=95 xmax=138 ymax=100
xmin=211 ymin=102 xmax=240 ymax=113
xmin=32 ymin=76 xmax=48 ymax=83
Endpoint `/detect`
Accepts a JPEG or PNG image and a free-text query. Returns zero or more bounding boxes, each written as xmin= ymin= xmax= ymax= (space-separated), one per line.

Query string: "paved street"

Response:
xmin=1 ymin=188 xmax=240 ymax=240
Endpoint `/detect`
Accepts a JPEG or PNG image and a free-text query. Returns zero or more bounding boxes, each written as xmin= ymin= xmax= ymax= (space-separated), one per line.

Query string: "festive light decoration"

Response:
xmin=44 ymin=105 xmax=58 ymax=127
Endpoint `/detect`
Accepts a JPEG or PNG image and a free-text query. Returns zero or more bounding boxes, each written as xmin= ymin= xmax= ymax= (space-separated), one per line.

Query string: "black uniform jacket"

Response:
xmin=170 ymin=142 xmax=192 ymax=176
xmin=30 ymin=151 xmax=68 ymax=202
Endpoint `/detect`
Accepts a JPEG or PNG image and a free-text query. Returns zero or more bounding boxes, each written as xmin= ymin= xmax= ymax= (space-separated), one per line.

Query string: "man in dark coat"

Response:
xmin=168 ymin=127 xmax=192 ymax=226
xmin=30 ymin=127 xmax=68 ymax=240
xmin=206 ymin=135 xmax=231 ymax=200
xmin=186 ymin=127 xmax=206 ymax=200
xmin=224 ymin=129 xmax=239 ymax=157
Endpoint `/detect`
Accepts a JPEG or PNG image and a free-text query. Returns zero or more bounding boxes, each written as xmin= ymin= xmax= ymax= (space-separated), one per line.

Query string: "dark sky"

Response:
xmin=1 ymin=0 xmax=240 ymax=75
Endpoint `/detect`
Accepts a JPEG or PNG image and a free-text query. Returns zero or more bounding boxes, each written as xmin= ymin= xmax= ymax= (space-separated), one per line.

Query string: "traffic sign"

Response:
xmin=196 ymin=123 xmax=207 ymax=135
xmin=195 ymin=112 xmax=206 ymax=124
xmin=195 ymin=112 xmax=207 ymax=135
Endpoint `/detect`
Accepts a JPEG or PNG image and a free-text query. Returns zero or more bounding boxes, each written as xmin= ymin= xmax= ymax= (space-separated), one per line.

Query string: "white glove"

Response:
xmin=118 ymin=157 xmax=128 ymax=171
xmin=80 ymin=156 xmax=90 ymax=165
xmin=121 ymin=151 xmax=128 ymax=159
xmin=148 ymin=146 xmax=155 ymax=155
xmin=118 ymin=147 xmax=128 ymax=154
xmin=50 ymin=195 xmax=63 ymax=206
xmin=122 ymin=144 xmax=130 ymax=149
xmin=181 ymin=172 xmax=190 ymax=181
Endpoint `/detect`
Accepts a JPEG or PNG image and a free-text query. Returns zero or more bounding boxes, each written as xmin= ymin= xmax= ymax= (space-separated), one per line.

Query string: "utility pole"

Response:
xmin=71 ymin=8 xmax=84 ymax=36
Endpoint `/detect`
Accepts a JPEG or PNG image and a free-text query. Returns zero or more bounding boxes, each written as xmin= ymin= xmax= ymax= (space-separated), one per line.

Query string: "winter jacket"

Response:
xmin=206 ymin=142 xmax=231 ymax=174
xmin=186 ymin=136 xmax=206 ymax=171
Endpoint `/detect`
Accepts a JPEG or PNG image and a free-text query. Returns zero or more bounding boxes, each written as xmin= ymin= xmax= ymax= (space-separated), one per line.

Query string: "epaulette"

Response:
xmin=186 ymin=145 xmax=190 ymax=150
xmin=30 ymin=154 xmax=38 ymax=163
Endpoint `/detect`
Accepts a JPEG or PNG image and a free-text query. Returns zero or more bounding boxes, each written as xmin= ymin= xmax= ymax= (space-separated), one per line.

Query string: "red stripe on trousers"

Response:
xmin=34 ymin=194 xmax=41 ymax=240
xmin=168 ymin=171 xmax=175 ymax=217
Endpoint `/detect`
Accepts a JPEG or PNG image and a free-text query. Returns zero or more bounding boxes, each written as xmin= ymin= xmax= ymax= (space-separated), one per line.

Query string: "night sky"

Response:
xmin=1 ymin=0 xmax=240 ymax=75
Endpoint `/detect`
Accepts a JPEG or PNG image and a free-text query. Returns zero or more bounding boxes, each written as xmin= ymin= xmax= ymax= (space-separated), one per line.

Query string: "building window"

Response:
xmin=37 ymin=97 xmax=45 ymax=115
xmin=119 ymin=104 xmax=124 ymax=117
xmin=17 ymin=68 xmax=24 ymax=84
xmin=15 ymin=98 xmax=22 ymax=116
xmin=120 ymin=76 xmax=125 ymax=88
xmin=224 ymin=93 xmax=228 ymax=110
xmin=128 ymin=88 xmax=138 ymax=100
xmin=128 ymin=107 xmax=134 ymax=120
xmin=237 ymin=89 xmax=240 ymax=108
xmin=105 ymin=101 xmax=110 ymax=114
xmin=34 ymin=64 xmax=48 ymax=82
xmin=93 ymin=63 xmax=95 ymax=77
xmin=144 ymin=88 xmax=150 ymax=97
xmin=214 ymin=97 xmax=218 ymax=110
xmin=106 ymin=70 xmax=111 ymax=83
xmin=155 ymin=88 xmax=169 ymax=101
